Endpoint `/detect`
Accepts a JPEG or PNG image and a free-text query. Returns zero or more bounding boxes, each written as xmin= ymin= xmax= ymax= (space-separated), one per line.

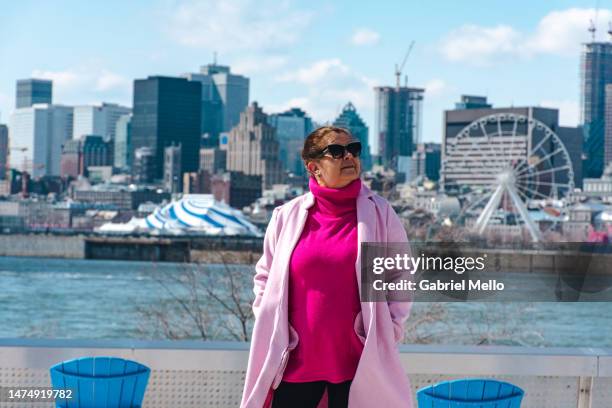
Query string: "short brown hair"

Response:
xmin=301 ymin=126 xmax=352 ymax=163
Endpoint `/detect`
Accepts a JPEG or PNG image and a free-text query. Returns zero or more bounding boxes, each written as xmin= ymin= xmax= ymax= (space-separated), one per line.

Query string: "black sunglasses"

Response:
xmin=319 ymin=141 xmax=362 ymax=159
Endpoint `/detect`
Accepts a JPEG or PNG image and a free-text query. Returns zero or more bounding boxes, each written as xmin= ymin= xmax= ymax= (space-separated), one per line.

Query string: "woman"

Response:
xmin=240 ymin=126 xmax=413 ymax=408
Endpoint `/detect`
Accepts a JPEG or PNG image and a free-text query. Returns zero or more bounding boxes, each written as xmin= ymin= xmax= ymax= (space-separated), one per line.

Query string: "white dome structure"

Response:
xmin=98 ymin=194 xmax=262 ymax=237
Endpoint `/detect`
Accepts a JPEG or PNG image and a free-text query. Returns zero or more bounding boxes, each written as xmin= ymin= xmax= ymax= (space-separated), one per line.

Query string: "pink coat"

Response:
xmin=240 ymin=180 xmax=413 ymax=408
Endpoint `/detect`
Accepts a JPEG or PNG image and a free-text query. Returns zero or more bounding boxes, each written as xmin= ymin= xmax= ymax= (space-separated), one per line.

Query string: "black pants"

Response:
xmin=272 ymin=380 xmax=352 ymax=408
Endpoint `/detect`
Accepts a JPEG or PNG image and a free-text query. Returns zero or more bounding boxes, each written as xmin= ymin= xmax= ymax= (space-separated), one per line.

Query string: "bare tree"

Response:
xmin=136 ymin=251 xmax=255 ymax=341
xmin=463 ymin=302 xmax=544 ymax=346
xmin=402 ymin=303 xmax=451 ymax=344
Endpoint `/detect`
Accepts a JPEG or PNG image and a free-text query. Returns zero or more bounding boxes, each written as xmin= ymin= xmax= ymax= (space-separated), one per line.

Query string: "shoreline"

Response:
xmin=0 ymin=234 xmax=610 ymax=274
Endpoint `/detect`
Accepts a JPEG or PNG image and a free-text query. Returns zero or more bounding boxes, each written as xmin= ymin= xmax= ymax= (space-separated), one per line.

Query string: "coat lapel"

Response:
xmin=355 ymin=183 xmax=376 ymax=302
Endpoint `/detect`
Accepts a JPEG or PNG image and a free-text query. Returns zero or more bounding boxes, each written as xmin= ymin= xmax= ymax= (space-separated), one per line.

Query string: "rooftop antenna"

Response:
xmin=589 ymin=19 xmax=597 ymax=41
xmin=608 ymin=21 xmax=612 ymax=41
xmin=589 ymin=0 xmax=600 ymax=42
xmin=213 ymin=51 xmax=218 ymax=65
xmin=395 ymin=40 xmax=415 ymax=90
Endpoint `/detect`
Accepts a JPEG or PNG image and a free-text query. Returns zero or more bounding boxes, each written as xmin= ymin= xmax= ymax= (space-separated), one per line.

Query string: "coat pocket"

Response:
xmin=272 ymin=324 xmax=300 ymax=389
xmin=353 ymin=311 xmax=367 ymax=345
xmin=391 ymin=319 xmax=404 ymax=344
xmin=288 ymin=323 xmax=299 ymax=350
xmin=272 ymin=348 xmax=290 ymax=389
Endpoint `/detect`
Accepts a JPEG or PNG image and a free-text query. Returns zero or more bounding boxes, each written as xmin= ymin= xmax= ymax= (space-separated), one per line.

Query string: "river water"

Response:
xmin=1 ymin=256 xmax=611 ymax=347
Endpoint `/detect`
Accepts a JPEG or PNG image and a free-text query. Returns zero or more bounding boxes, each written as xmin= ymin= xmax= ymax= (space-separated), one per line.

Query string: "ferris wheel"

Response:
xmin=443 ymin=113 xmax=575 ymax=242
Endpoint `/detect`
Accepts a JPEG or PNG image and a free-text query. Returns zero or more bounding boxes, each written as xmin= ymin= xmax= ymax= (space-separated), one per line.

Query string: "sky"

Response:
xmin=1 ymin=0 xmax=611 ymax=151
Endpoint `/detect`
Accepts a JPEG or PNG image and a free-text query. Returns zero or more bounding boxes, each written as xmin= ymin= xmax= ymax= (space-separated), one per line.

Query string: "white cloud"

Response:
xmin=30 ymin=66 xmax=131 ymax=107
xmin=277 ymin=58 xmax=350 ymax=85
xmin=32 ymin=68 xmax=129 ymax=93
xmin=424 ymin=78 xmax=448 ymax=98
xmin=351 ymin=28 xmax=381 ymax=46
xmin=540 ymin=99 xmax=581 ymax=127
xmin=164 ymin=0 xmax=313 ymax=52
xmin=232 ymin=55 xmax=288 ymax=75
xmin=272 ymin=59 xmax=376 ymax=123
xmin=95 ymin=70 xmax=130 ymax=92
xmin=440 ymin=24 xmax=521 ymax=65
xmin=440 ymin=7 xmax=612 ymax=65
xmin=526 ymin=8 xmax=612 ymax=56
xmin=31 ymin=69 xmax=86 ymax=89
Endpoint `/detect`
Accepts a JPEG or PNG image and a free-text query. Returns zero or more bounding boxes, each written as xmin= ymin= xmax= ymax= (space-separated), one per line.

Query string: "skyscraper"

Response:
xmin=164 ymin=144 xmax=182 ymax=193
xmin=374 ymin=86 xmax=424 ymax=179
xmin=16 ymin=79 xmax=52 ymax=108
xmin=114 ymin=114 xmax=132 ymax=171
xmin=183 ymin=63 xmax=249 ymax=147
xmin=227 ymin=102 xmax=282 ymax=189
xmin=0 ymin=124 xmax=8 ymax=180
xmin=131 ymin=76 xmax=201 ymax=180
xmin=268 ymin=108 xmax=313 ymax=176
xmin=605 ymin=84 xmax=612 ymax=169
xmin=9 ymin=104 xmax=73 ymax=178
xmin=580 ymin=41 xmax=612 ymax=178
xmin=73 ymin=103 xmax=131 ymax=141
xmin=332 ymin=102 xmax=371 ymax=171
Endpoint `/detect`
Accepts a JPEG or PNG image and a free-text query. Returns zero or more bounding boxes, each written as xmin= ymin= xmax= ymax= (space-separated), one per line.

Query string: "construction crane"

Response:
xmin=395 ymin=40 xmax=415 ymax=89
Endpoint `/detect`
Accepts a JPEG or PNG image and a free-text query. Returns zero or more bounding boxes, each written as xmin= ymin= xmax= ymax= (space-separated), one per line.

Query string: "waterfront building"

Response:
xmin=332 ymin=102 xmax=371 ymax=171
xmin=73 ymin=185 xmax=170 ymax=210
xmin=132 ymin=76 xmax=201 ymax=179
xmin=16 ymin=79 xmax=52 ymax=108
xmin=226 ymin=102 xmax=283 ymax=189
xmin=583 ymin=163 xmax=612 ymax=201
xmin=97 ymin=194 xmax=261 ymax=236
xmin=442 ymin=100 xmax=583 ymax=191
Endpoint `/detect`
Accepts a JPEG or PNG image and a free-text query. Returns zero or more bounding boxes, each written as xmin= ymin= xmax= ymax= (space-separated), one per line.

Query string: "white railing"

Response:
xmin=0 ymin=339 xmax=610 ymax=407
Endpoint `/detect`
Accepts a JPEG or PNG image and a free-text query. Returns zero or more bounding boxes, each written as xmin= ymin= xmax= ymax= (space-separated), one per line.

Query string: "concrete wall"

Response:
xmin=0 ymin=234 xmax=85 ymax=258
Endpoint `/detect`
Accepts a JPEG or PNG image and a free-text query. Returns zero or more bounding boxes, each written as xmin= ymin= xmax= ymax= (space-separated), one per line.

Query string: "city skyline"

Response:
xmin=1 ymin=1 xmax=611 ymax=151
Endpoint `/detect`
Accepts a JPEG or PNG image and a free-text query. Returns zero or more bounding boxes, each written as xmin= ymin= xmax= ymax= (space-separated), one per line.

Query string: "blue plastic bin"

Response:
xmin=417 ymin=378 xmax=524 ymax=407
xmin=50 ymin=356 xmax=150 ymax=408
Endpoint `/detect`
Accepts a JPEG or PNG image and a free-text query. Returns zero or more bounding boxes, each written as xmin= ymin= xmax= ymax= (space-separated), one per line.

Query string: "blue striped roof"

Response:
xmin=142 ymin=195 xmax=261 ymax=236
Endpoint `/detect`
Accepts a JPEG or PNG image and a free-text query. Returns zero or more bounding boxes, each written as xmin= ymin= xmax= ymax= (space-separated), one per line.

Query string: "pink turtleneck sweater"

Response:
xmin=282 ymin=176 xmax=364 ymax=383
